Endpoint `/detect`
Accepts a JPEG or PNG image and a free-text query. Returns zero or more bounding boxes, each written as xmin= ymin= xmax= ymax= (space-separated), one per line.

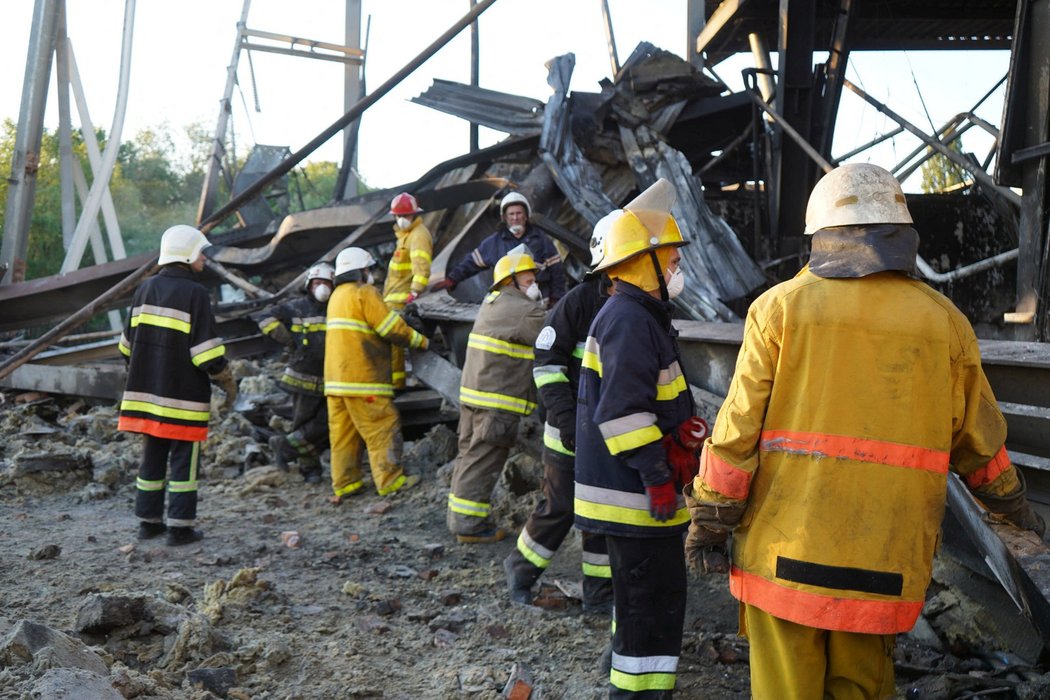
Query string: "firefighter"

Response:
xmin=253 ymin=263 xmax=335 ymax=483
xmin=325 ymin=247 xmax=429 ymax=502
xmin=382 ymin=192 xmax=432 ymax=390
xmin=447 ymin=247 xmax=546 ymax=543
xmin=686 ymin=163 xmax=1047 ymax=699
xmin=118 ymin=224 xmax=238 ymax=547
xmin=575 ymin=179 xmax=706 ymax=698
xmin=502 ymin=215 xmax=615 ymax=611
xmin=430 ymin=191 xmax=565 ymax=305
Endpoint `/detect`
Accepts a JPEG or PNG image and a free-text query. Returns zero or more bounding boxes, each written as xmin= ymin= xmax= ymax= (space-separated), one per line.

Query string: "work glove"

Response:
xmin=400 ymin=304 xmax=429 ymax=337
xmin=978 ymin=470 xmax=1047 ymax=538
xmin=645 ymin=480 xmax=678 ymax=522
xmin=676 ymin=416 xmax=709 ymax=450
xmin=430 ymin=277 xmax=457 ymax=292
xmin=405 ymin=291 xmax=418 ymax=304
xmin=663 ymin=434 xmax=700 ymax=488
xmin=549 ymin=410 xmax=576 ymax=453
xmin=266 ymin=324 xmax=295 ymax=347
xmin=211 ymin=365 xmax=238 ymax=410
xmin=684 ymin=522 xmax=730 ymax=575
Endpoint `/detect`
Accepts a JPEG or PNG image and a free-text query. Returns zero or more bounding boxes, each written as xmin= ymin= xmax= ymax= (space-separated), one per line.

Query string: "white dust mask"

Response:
xmin=665 ymin=268 xmax=684 ymax=299
xmin=509 ymin=224 xmax=525 ymax=236
xmin=396 ymin=216 xmax=412 ymax=231
xmin=312 ymin=285 xmax=332 ymax=303
xmin=525 ymin=283 xmax=543 ymax=302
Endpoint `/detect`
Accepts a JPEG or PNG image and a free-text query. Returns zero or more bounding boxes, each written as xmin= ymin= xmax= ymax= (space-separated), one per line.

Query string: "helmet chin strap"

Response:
xmin=649 ymin=251 xmax=669 ymax=302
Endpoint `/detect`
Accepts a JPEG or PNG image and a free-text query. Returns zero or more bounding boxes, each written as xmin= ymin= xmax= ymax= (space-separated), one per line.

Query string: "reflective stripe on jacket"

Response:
xmin=694 ymin=268 xmax=1021 ymax=635
xmin=383 ymin=219 xmax=432 ymax=306
xmin=447 ymin=225 xmax=566 ymax=301
xmin=251 ymin=294 xmax=327 ymax=395
xmin=459 ymin=287 xmax=545 ymax=415
xmin=117 ymin=265 xmax=226 ymax=441
xmin=325 ymin=282 xmax=428 ymax=397
xmin=574 ymin=282 xmax=694 ymax=537
xmin=533 ymin=277 xmax=607 ymax=463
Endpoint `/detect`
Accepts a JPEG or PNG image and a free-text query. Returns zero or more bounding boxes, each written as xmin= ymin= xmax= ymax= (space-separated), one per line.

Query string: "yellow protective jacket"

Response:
xmin=382 ymin=218 xmax=432 ymax=307
xmin=694 ymin=268 xmax=1020 ymax=635
xmin=459 ymin=287 xmax=546 ymax=415
xmin=325 ymin=281 xmax=428 ymax=397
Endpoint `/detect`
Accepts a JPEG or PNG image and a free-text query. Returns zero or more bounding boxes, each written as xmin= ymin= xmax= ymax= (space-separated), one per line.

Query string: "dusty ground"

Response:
xmin=1 ymin=361 xmax=1049 ymax=699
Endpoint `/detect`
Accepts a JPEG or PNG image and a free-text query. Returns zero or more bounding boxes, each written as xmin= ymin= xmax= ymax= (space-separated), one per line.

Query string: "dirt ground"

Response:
xmin=1 ymin=361 xmax=1049 ymax=699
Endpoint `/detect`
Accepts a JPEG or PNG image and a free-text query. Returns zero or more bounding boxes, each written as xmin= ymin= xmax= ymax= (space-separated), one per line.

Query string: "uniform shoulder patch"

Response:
xmin=535 ymin=326 xmax=556 ymax=350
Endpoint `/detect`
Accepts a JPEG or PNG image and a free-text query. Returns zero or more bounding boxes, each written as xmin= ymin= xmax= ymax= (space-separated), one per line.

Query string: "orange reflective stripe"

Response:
xmin=759 ymin=430 xmax=949 ymax=474
xmin=699 ymin=446 xmax=752 ymax=500
xmin=964 ymin=445 xmax=1011 ymax=489
xmin=118 ymin=416 xmax=208 ymax=442
xmin=729 ymin=566 xmax=923 ymax=635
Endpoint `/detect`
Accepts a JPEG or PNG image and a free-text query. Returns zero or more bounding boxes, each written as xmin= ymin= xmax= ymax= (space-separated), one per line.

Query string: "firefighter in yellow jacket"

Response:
xmin=447 ymin=247 xmax=546 ymax=543
xmin=383 ymin=192 xmax=432 ymax=389
xmin=325 ymin=246 xmax=429 ymax=503
xmin=686 ymin=163 xmax=1046 ymax=698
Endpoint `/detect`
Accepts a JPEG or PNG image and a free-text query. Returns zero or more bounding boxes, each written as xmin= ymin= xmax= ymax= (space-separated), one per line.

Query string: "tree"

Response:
xmin=920 ymin=129 xmax=967 ymax=194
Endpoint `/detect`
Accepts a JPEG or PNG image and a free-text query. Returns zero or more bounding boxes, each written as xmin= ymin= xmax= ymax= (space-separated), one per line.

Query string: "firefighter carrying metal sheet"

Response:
xmin=383 ymin=192 xmax=432 ymax=390
xmin=502 ymin=216 xmax=615 ymax=612
xmin=253 ymin=263 xmax=335 ymax=483
xmin=325 ymin=247 xmax=429 ymax=503
xmin=447 ymin=247 xmax=546 ymax=543
xmin=574 ymin=179 xmax=707 ymax=698
xmin=687 ymin=163 xmax=1047 ymax=698
xmin=118 ymin=225 xmax=238 ymax=547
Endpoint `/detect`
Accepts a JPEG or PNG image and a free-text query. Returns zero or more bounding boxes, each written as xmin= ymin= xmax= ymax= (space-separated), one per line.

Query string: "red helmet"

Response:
xmin=390 ymin=192 xmax=421 ymax=216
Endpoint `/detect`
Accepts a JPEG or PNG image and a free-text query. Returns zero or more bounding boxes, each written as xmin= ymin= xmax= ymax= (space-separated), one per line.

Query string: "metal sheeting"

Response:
xmin=411 ymin=78 xmax=545 ymax=135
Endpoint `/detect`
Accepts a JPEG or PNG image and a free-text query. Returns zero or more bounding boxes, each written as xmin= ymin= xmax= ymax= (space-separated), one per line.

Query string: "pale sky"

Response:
xmin=0 ymin=0 xmax=1010 ymax=192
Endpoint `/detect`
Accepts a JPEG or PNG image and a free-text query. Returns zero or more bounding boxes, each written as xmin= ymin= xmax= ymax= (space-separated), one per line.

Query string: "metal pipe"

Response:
xmin=203 ymin=259 xmax=273 ymax=299
xmin=843 ymin=78 xmax=1021 ymax=206
xmin=469 ymin=0 xmax=480 ymax=152
xmin=832 ymin=126 xmax=904 ymax=164
xmin=697 ymin=123 xmax=753 ymax=176
xmin=600 ymin=0 xmax=620 ymax=76
xmin=915 ymin=248 xmax=1019 ymax=284
xmin=895 ymin=121 xmax=976 ymax=184
xmin=745 ymin=88 xmax=833 ymax=173
xmin=891 ymin=114 xmax=963 ymax=178
xmin=747 ymin=33 xmax=775 ymax=105
xmin=200 ymin=0 xmax=503 ymax=234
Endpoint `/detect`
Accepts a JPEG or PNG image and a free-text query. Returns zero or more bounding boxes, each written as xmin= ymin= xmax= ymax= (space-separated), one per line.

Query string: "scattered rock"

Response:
xmin=385 ymin=564 xmax=417 ymax=578
xmin=32 ymin=667 xmax=123 ymax=699
xmin=187 ymin=666 xmax=237 ymax=697
xmin=439 ymin=590 xmax=462 ymax=606
xmin=365 ymin=501 xmax=394 ymax=515
xmin=430 ymin=610 xmax=474 ymax=633
xmin=27 ymin=543 xmax=61 ymax=560
xmin=423 ymin=542 xmax=445 ymax=559
xmin=502 ymin=661 xmax=534 ymax=699
xmin=0 ymin=619 xmax=108 ymax=675
xmin=433 ymin=628 xmax=459 ymax=647
xmin=280 ymin=530 xmax=301 ymax=548
xmin=342 ymin=581 xmax=366 ymax=597
xmin=374 ymin=598 xmax=403 ymax=616
xmin=75 ymin=593 xmax=146 ymax=634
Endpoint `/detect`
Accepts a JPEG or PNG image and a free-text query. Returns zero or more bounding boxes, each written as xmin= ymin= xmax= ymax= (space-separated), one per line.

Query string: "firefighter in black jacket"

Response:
xmin=503 ymin=219 xmax=613 ymax=612
xmin=253 ymin=263 xmax=335 ymax=483
xmin=118 ymin=225 xmax=238 ymax=546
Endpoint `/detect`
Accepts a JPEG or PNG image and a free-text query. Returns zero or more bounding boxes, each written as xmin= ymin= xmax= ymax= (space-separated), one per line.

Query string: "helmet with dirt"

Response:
xmin=334 ymin=247 xmax=376 ymax=278
xmin=303 ymin=262 xmax=335 ymax=290
xmin=499 ymin=191 xmax=531 ymax=218
xmin=490 ymin=246 xmax=538 ymax=291
xmin=158 ymin=225 xmax=209 ymax=266
xmin=592 ymin=178 xmax=688 ymax=275
xmin=390 ymin=192 xmax=422 ymax=216
xmin=804 ymin=163 xmax=912 ymax=235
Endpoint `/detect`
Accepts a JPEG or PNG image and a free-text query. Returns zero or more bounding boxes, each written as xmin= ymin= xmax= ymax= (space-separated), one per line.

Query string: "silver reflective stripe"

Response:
xmin=576 ymin=482 xmax=650 ymax=511
xmin=520 ymin=527 xmax=555 ymax=561
xmin=598 ymin=412 xmax=657 ymax=440
xmin=582 ymin=551 xmax=610 ymax=566
xmin=135 ymin=303 xmax=191 ymax=324
xmin=656 ymin=361 xmax=683 ymax=385
xmin=121 ymin=391 xmax=210 ymax=412
xmin=544 ymin=423 xmax=563 ymax=441
xmin=533 ymin=364 xmax=567 ymax=378
xmin=190 ymin=336 xmax=224 ymax=357
xmin=611 ymin=652 xmax=679 ymax=674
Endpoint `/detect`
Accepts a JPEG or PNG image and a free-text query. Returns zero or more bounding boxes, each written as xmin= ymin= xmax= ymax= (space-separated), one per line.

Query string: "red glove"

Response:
xmin=405 ymin=291 xmax=418 ymax=304
xmin=430 ymin=278 xmax=457 ymax=292
xmin=645 ymin=481 xmax=678 ymax=522
xmin=676 ymin=416 xmax=709 ymax=450
xmin=663 ymin=434 xmax=699 ymax=488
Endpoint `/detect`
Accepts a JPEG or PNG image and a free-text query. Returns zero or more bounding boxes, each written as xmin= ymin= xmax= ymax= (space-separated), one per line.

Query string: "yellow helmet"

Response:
xmin=592 ymin=178 xmax=688 ymax=273
xmin=490 ymin=248 xmax=538 ymax=291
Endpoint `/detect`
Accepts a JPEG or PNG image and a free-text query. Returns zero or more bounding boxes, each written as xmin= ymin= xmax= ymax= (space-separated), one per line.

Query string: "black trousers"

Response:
xmin=134 ymin=434 xmax=200 ymax=527
xmin=505 ymin=451 xmax=611 ymax=605
xmin=607 ymin=534 xmax=687 ymax=700
xmin=287 ymin=392 xmax=329 ymax=465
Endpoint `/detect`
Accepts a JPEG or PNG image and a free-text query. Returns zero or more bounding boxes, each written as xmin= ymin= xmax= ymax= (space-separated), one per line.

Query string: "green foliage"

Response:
xmin=920 ymin=131 xmax=967 ymax=194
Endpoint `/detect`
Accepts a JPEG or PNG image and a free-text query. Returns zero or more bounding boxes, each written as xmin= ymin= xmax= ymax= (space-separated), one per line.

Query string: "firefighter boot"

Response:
xmin=582 ymin=577 xmax=614 ymax=616
xmin=167 ymin=527 xmax=204 ymax=547
xmin=300 ymin=456 xmax=323 ymax=484
xmin=268 ymin=435 xmax=297 ymax=472
xmin=503 ymin=554 xmax=534 ymax=606
xmin=137 ymin=521 xmax=166 ymax=540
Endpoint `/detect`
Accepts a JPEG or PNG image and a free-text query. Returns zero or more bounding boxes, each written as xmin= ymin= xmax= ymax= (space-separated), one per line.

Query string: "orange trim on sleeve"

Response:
xmin=729 ymin=566 xmax=923 ymax=635
xmin=760 ymin=430 xmax=949 ymax=474
xmin=699 ymin=445 xmax=753 ymax=500
xmin=118 ymin=416 xmax=208 ymax=442
xmin=963 ymin=445 xmax=1012 ymax=489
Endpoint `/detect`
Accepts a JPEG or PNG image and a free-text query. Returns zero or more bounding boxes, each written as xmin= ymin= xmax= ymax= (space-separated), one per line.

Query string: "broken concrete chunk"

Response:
xmin=75 ymin=594 xmax=146 ymax=634
xmin=0 ymin=619 xmax=108 ymax=675
xmin=13 ymin=451 xmax=91 ymax=474
xmin=423 ymin=543 xmax=445 ymax=559
xmin=187 ymin=666 xmax=237 ymax=697
xmin=429 ymin=610 xmax=474 ymax=633
xmin=27 ymin=543 xmax=61 ymax=560
xmin=502 ymin=661 xmax=534 ymax=699
xmin=433 ymin=628 xmax=458 ymax=647
xmin=32 ymin=667 xmax=123 ymax=699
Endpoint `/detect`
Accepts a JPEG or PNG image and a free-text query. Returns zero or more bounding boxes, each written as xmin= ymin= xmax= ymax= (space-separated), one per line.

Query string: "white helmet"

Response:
xmin=589 ymin=209 xmax=621 ymax=267
xmin=335 ymin=247 xmax=376 ymax=277
xmin=500 ymin=191 xmax=531 ymax=218
xmin=303 ymin=262 xmax=335 ymax=290
xmin=804 ymin=163 xmax=913 ymax=235
xmin=158 ymin=225 xmax=209 ymax=266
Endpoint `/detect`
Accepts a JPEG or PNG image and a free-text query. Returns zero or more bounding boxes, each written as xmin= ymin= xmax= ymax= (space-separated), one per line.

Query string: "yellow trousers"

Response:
xmin=742 ymin=604 xmax=896 ymax=700
xmin=327 ymin=395 xmax=405 ymax=496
